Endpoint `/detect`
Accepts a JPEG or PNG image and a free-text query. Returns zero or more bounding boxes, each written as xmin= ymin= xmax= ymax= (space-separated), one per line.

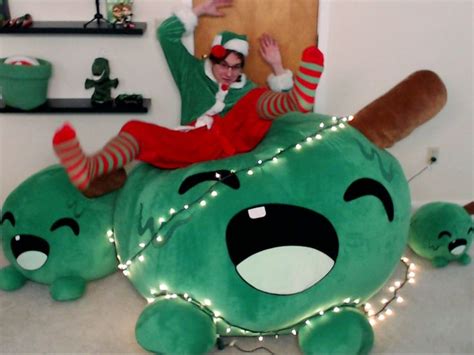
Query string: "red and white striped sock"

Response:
xmin=257 ymin=46 xmax=324 ymax=119
xmin=52 ymin=123 xmax=139 ymax=190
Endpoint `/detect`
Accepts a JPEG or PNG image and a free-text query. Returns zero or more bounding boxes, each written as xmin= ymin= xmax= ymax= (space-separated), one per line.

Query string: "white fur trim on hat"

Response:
xmin=212 ymin=35 xmax=249 ymax=56
xmin=223 ymin=38 xmax=249 ymax=56
xmin=267 ymin=69 xmax=294 ymax=92
xmin=174 ymin=7 xmax=198 ymax=35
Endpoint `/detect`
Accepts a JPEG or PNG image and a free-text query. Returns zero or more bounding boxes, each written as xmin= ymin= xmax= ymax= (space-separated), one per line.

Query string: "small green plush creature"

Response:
xmin=409 ymin=202 xmax=473 ymax=267
xmin=0 ymin=166 xmax=118 ymax=301
xmin=85 ymin=57 xmax=119 ymax=105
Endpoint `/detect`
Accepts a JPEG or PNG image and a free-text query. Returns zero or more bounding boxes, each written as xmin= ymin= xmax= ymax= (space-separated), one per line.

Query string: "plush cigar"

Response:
xmin=350 ymin=70 xmax=447 ymax=148
xmin=464 ymin=201 xmax=474 ymax=215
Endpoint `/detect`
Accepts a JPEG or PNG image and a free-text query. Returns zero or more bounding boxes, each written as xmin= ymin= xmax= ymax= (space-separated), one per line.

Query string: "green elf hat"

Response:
xmin=211 ymin=31 xmax=249 ymax=58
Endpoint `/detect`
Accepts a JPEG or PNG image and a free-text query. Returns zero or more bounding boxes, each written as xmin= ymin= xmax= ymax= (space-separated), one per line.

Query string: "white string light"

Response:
xmin=364 ymin=257 xmax=416 ymax=326
xmin=139 ymin=258 xmax=414 ymax=341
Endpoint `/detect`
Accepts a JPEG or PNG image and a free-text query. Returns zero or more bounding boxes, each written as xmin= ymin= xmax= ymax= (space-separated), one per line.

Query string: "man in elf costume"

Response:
xmin=52 ymin=0 xmax=324 ymax=197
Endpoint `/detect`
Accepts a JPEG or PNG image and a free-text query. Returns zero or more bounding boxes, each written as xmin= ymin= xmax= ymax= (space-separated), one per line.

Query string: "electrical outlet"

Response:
xmin=427 ymin=147 xmax=439 ymax=164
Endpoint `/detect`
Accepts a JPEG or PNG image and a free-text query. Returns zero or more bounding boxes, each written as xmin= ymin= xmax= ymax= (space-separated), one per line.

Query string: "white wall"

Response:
xmin=316 ymin=0 xmax=473 ymax=206
xmin=1 ymin=0 xmax=473 ymax=206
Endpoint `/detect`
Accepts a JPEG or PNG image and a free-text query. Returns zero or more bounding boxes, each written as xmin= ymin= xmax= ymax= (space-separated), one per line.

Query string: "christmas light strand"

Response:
xmin=146 ymin=289 xmax=360 ymax=337
xmin=132 ymin=257 xmax=414 ymax=341
xmin=363 ymin=257 xmax=416 ymax=326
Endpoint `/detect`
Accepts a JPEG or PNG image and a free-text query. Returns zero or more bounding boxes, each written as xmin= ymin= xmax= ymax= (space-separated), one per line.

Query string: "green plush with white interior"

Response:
xmin=0 ymin=57 xmax=52 ymax=110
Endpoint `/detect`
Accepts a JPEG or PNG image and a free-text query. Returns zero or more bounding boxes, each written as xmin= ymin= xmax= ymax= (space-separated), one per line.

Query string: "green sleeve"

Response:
xmin=157 ymin=15 xmax=200 ymax=92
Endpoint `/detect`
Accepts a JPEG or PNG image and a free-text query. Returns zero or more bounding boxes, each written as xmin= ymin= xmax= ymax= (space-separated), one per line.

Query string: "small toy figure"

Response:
xmin=115 ymin=93 xmax=143 ymax=107
xmin=121 ymin=3 xmax=134 ymax=28
xmin=111 ymin=3 xmax=124 ymax=25
xmin=84 ymin=57 xmax=118 ymax=105
xmin=409 ymin=202 xmax=473 ymax=267
xmin=2 ymin=13 xmax=33 ymax=28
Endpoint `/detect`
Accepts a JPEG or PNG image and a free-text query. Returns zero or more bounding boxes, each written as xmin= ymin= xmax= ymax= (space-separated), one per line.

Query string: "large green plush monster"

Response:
xmin=0 ymin=71 xmax=447 ymax=354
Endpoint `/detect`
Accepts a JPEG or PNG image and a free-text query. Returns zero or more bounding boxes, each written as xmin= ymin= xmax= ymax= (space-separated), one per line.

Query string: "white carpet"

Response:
xmin=0 ymin=248 xmax=472 ymax=354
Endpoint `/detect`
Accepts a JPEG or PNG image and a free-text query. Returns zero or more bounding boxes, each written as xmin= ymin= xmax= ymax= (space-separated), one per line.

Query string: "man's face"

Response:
xmin=211 ymin=52 xmax=243 ymax=86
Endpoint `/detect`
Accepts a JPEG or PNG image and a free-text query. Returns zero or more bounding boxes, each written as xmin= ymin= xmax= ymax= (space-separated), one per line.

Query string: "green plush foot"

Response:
xmin=49 ymin=276 xmax=86 ymax=301
xmin=0 ymin=265 xmax=27 ymax=291
xmin=458 ymin=253 xmax=471 ymax=265
xmin=135 ymin=298 xmax=216 ymax=354
xmin=432 ymin=257 xmax=449 ymax=268
xmin=298 ymin=308 xmax=373 ymax=355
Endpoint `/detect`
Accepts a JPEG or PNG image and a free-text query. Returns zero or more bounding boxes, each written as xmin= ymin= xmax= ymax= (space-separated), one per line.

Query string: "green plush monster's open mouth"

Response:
xmin=11 ymin=234 xmax=50 ymax=270
xmin=448 ymin=239 xmax=467 ymax=255
xmin=226 ymin=204 xmax=339 ymax=295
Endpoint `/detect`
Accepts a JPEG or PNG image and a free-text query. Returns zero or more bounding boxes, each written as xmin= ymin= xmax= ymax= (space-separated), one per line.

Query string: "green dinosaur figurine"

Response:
xmin=85 ymin=57 xmax=118 ymax=105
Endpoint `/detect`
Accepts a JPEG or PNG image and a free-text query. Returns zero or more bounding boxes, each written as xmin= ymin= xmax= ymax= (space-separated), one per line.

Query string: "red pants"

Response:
xmin=120 ymin=88 xmax=272 ymax=169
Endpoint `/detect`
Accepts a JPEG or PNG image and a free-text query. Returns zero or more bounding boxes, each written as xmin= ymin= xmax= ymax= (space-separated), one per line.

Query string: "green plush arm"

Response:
xmin=0 ymin=265 xmax=27 ymax=291
xmin=298 ymin=307 xmax=374 ymax=355
xmin=49 ymin=276 xmax=86 ymax=301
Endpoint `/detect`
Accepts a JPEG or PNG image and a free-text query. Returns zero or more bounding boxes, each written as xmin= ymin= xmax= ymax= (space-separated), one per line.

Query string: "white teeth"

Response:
xmin=15 ymin=235 xmax=20 ymax=241
xmin=17 ymin=251 xmax=48 ymax=270
xmin=451 ymin=245 xmax=466 ymax=256
xmin=248 ymin=207 xmax=266 ymax=219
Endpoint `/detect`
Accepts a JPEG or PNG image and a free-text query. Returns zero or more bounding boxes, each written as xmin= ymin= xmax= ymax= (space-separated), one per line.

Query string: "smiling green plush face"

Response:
xmin=409 ymin=202 xmax=473 ymax=261
xmin=114 ymin=112 xmax=411 ymax=332
xmin=0 ymin=166 xmax=117 ymax=284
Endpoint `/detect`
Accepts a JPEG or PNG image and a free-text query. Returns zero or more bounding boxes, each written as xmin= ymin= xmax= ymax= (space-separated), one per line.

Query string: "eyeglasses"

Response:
xmin=217 ymin=61 xmax=243 ymax=73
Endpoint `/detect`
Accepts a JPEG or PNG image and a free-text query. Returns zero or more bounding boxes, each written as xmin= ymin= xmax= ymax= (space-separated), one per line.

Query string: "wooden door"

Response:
xmin=193 ymin=0 xmax=319 ymax=86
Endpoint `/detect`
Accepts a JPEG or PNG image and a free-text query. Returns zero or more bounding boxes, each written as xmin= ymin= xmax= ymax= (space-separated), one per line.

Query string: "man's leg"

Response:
xmin=52 ymin=123 xmax=139 ymax=191
xmin=257 ymin=46 xmax=324 ymax=119
xmin=53 ymin=120 xmax=229 ymax=195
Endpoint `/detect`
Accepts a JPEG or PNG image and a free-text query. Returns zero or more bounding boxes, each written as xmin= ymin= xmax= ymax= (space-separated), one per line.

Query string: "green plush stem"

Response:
xmin=135 ymin=298 xmax=216 ymax=354
xmin=0 ymin=265 xmax=27 ymax=291
xmin=49 ymin=276 xmax=86 ymax=301
xmin=458 ymin=253 xmax=471 ymax=265
xmin=432 ymin=257 xmax=449 ymax=268
xmin=298 ymin=307 xmax=373 ymax=355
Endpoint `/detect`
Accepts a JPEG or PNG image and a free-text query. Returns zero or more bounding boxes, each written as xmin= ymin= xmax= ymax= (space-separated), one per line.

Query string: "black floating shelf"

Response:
xmin=0 ymin=21 xmax=146 ymax=35
xmin=0 ymin=98 xmax=151 ymax=113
